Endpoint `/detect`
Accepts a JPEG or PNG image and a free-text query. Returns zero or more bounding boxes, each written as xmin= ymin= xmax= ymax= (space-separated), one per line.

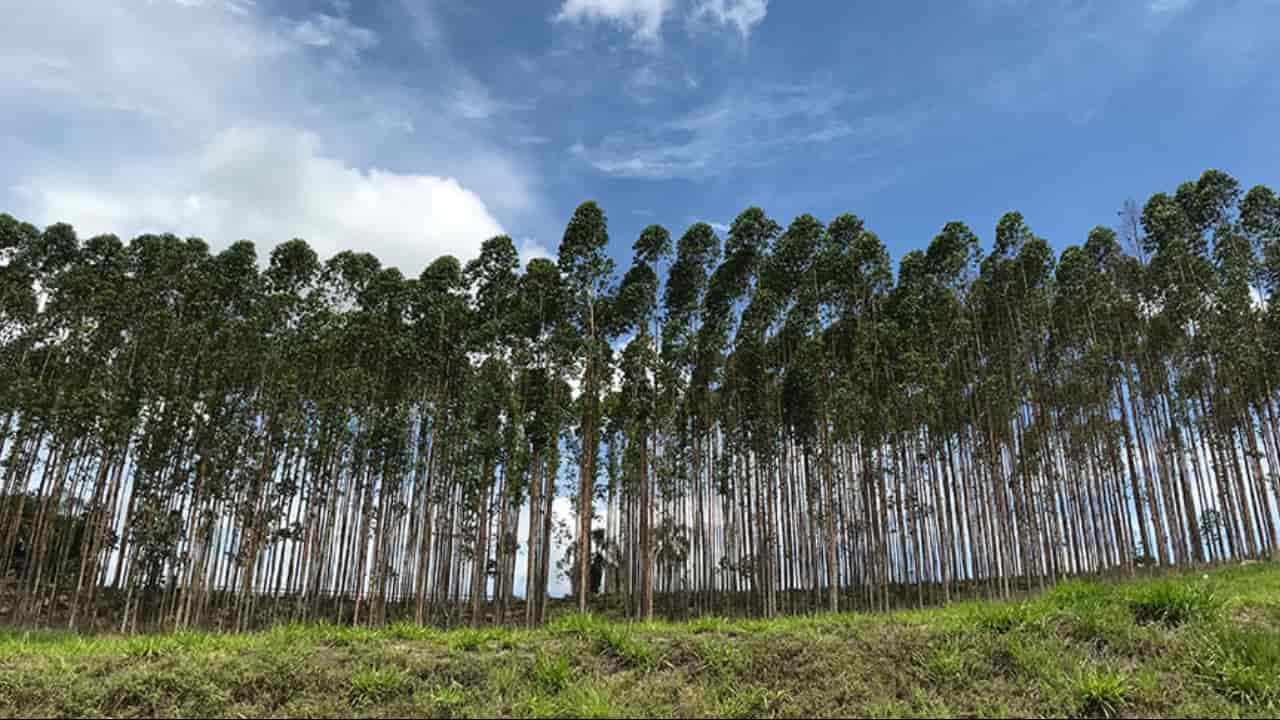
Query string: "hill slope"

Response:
xmin=2 ymin=563 xmax=1278 ymax=718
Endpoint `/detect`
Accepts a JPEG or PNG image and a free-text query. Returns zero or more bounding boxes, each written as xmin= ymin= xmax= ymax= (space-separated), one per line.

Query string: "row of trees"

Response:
xmin=1 ymin=169 xmax=1278 ymax=631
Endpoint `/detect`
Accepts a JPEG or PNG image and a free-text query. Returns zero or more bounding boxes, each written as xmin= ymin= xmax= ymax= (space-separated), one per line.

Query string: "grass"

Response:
xmin=1127 ymin=578 xmax=1224 ymax=627
xmin=349 ymin=665 xmax=411 ymax=706
xmin=1 ymin=561 xmax=1278 ymax=718
xmin=1070 ymin=666 xmax=1130 ymax=718
xmin=532 ymin=653 xmax=573 ymax=693
xmin=550 ymin=612 xmax=657 ymax=669
xmin=1195 ymin=625 xmax=1280 ymax=707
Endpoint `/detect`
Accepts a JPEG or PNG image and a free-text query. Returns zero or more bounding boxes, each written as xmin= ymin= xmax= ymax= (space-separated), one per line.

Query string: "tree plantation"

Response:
xmin=1 ymin=169 xmax=1279 ymax=633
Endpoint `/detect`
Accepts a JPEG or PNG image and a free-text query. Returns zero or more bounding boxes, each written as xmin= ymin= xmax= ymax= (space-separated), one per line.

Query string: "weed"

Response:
xmin=1070 ymin=666 xmax=1129 ymax=718
xmin=448 ymin=627 xmax=499 ymax=652
xmin=551 ymin=613 xmax=655 ymax=669
xmin=716 ymin=684 xmax=781 ymax=718
xmin=1128 ymin=580 xmax=1222 ymax=627
xmin=557 ymin=686 xmax=616 ymax=718
xmin=349 ymin=665 xmax=410 ymax=706
xmin=1195 ymin=625 xmax=1279 ymax=707
xmin=120 ymin=632 xmax=214 ymax=658
xmin=1053 ymin=600 xmax=1137 ymax=651
xmin=925 ymin=639 xmax=970 ymax=681
xmin=687 ymin=615 xmax=731 ymax=634
xmin=549 ymin=612 xmax=606 ymax=637
xmin=533 ymin=653 xmax=573 ymax=694
xmin=865 ymin=697 xmax=910 ymax=718
xmin=1047 ymin=578 xmax=1108 ymax=607
xmin=388 ymin=621 xmax=443 ymax=642
xmin=426 ymin=681 xmax=468 ymax=717
xmin=514 ymin=693 xmax=559 ymax=718
xmin=330 ymin=624 xmax=381 ymax=647
xmin=596 ymin=624 xmax=655 ymax=669
xmin=999 ymin=633 xmax=1066 ymax=683
xmin=971 ymin=603 xmax=1033 ymax=634
xmin=692 ymin=637 xmax=744 ymax=676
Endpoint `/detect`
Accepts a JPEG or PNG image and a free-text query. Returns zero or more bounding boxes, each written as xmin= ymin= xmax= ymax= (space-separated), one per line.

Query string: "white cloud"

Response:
xmin=687 ymin=0 xmax=768 ymax=38
xmin=622 ymin=57 xmax=703 ymax=103
xmin=18 ymin=126 xmax=507 ymax=272
xmin=629 ymin=64 xmax=662 ymax=101
xmin=1 ymin=0 xmax=549 ymax=273
xmin=172 ymin=0 xmax=256 ymax=13
xmin=453 ymin=86 xmax=504 ymax=120
xmin=549 ymin=496 xmax=579 ymax=596
xmin=555 ymin=0 xmax=675 ymax=43
xmin=1147 ymin=0 xmax=1194 ymax=14
xmin=372 ymin=108 xmax=416 ymax=134
xmin=554 ymin=0 xmax=768 ymax=44
xmin=576 ymin=82 xmax=903 ymax=179
xmin=450 ymin=83 xmax=534 ymax=121
xmin=508 ymin=488 xmax=584 ymax=599
xmin=516 ymin=237 xmax=555 ymax=265
xmin=289 ymin=12 xmax=379 ymax=59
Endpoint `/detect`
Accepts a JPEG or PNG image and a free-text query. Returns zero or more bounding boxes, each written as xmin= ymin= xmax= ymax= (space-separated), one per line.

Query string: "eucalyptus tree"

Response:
xmin=657 ymin=222 xmax=720 ymax=613
xmin=5 ymin=167 xmax=1280 ymax=633
xmin=612 ymin=224 xmax=669 ymax=619
xmin=824 ymin=218 xmax=894 ymax=608
xmin=556 ymin=202 xmax=616 ymax=613
xmin=514 ymin=257 xmax=568 ymax=625
xmin=1242 ymin=186 xmax=1280 ymax=483
xmin=712 ymin=207 xmax=780 ymax=615
xmin=462 ymin=236 xmax=521 ymax=625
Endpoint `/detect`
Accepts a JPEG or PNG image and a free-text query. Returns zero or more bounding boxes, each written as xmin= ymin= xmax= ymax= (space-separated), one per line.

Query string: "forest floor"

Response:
xmin=1 ymin=563 xmax=1278 ymax=719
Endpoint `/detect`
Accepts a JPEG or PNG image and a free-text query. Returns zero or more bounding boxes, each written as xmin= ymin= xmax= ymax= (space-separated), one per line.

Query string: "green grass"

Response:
xmin=532 ymin=652 xmax=574 ymax=693
xmin=1069 ymin=666 xmax=1130 ymax=719
xmin=550 ymin=612 xmax=657 ymax=669
xmin=349 ymin=664 xmax=411 ymax=706
xmin=1127 ymin=578 xmax=1224 ymax=627
xmin=2 ymin=562 xmax=1278 ymax=718
xmin=1195 ymin=625 xmax=1280 ymax=707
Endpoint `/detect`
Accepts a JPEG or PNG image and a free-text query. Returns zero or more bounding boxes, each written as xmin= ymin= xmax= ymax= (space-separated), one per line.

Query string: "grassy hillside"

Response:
xmin=1 ymin=563 xmax=1277 ymax=719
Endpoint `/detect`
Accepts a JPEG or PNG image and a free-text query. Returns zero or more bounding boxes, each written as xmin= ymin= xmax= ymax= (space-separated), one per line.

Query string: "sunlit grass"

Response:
xmin=1 ymin=561 xmax=1276 ymax=718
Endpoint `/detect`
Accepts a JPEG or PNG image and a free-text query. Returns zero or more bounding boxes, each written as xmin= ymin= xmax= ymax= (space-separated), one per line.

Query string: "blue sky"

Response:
xmin=3 ymin=0 xmax=1279 ymax=275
